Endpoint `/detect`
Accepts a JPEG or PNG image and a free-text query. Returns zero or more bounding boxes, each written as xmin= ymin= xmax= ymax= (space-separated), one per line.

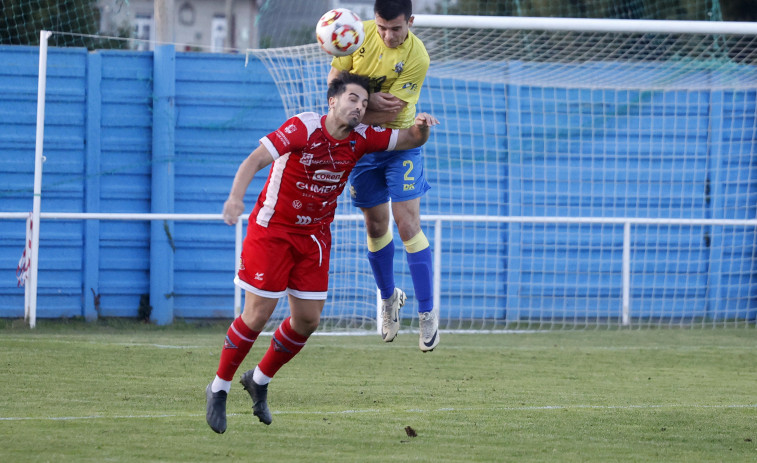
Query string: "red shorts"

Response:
xmin=235 ymin=222 xmax=331 ymax=300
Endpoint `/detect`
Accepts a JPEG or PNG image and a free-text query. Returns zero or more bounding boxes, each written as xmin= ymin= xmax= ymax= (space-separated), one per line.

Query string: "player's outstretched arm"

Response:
xmin=394 ymin=112 xmax=439 ymax=151
xmin=222 ymin=144 xmax=274 ymax=225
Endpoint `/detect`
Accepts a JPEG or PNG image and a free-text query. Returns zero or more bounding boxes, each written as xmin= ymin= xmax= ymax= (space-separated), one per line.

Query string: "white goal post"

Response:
xmin=248 ymin=15 xmax=757 ymax=331
xmin=413 ymin=15 xmax=757 ymax=35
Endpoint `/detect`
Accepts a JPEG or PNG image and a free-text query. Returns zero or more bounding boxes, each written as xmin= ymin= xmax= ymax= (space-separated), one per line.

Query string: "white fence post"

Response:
xmin=622 ymin=221 xmax=631 ymax=326
xmin=234 ymin=218 xmax=244 ymax=317
xmin=433 ymin=219 xmax=442 ymax=317
xmin=28 ymin=30 xmax=53 ymax=329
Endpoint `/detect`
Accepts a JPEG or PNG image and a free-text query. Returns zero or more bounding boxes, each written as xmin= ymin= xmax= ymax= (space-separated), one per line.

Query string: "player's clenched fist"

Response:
xmin=222 ymin=197 xmax=245 ymax=225
xmin=393 ymin=112 xmax=439 ymax=151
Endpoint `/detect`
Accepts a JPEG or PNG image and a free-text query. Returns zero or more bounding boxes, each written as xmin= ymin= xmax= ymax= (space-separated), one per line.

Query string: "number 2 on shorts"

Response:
xmin=403 ymin=160 xmax=415 ymax=181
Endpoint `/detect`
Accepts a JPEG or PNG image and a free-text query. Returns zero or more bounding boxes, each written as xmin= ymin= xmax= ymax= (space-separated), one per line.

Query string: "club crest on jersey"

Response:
xmin=284 ymin=124 xmax=297 ymax=134
xmin=394 ymin=61 xmax=404 ymax=74
xmin=300 ymin=152 xmax=313 ymax=166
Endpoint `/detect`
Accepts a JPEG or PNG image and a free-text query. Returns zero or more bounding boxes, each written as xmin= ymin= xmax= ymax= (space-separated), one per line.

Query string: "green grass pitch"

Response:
xmin=1 ymin=319 xmax=755 ymax=462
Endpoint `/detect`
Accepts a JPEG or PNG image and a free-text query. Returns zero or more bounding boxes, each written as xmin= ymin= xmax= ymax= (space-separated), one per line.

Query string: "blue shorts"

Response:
xmin=349 ymin=147 xmax=431 ymax=209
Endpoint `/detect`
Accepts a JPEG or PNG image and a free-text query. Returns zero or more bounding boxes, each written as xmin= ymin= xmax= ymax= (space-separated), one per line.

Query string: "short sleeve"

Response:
xmin=360 ymin=126 xmax=399 ymax=155
xmin=261 ymin=116 xmax=307 ymax=160
xmin=331 ymin=54 xmax=354 ymax=72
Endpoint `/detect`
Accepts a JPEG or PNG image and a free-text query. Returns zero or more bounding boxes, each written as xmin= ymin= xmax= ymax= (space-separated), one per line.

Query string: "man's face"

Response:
xmin=374 ymin=13 xmax=413 ymax=49
xmin=331 ymin=83 xmax=369 ymax=128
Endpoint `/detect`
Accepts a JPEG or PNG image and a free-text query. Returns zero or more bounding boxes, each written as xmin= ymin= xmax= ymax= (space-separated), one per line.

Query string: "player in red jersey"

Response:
xmin=205 ymin=71 xmax=439 ymax=433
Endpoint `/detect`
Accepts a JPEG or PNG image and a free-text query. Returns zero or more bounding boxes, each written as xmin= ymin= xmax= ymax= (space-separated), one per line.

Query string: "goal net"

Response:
xmin=250 ymin=16 xmax=757 ymax=331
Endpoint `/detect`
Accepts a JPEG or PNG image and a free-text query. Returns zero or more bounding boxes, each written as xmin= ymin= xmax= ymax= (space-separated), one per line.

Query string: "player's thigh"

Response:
xmin=241 ymin=291 xmax=279 ymax=330
xmin=360 ymin=202 xmax=392 ymax=237
xmin=385 ymin=147 xmax=431 ymax=203
xmin=349 ymin=153 xmax=390 ymax=209
xmin=237 ymin=223 xmax=294 ymax=296
xmin=391 ymin=197 xmax=422 ymax=240
xmin=288 ymin=227 xmax=332 ymax=299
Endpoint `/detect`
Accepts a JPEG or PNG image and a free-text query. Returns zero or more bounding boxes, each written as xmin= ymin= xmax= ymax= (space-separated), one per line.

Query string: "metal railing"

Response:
xmin=3 ymin=210 xmax=755 ymax=328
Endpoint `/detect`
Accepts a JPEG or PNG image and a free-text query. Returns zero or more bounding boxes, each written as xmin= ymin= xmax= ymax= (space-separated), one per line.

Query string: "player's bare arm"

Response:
xmin=394 ymin=112 xmax=439 ymax=151
xmin=222 ymin=144 xmax=274 ymax=225
xmin=368 ymin=92 xmax=404 ymax=111
xmin=328 ymin=67 xmax=405 ymax=126
xmin=362 ymin=93 xmax=407 ymax=125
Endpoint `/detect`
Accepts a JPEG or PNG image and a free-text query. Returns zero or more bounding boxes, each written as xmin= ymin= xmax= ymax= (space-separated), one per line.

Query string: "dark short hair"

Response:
xmin=374 ymin=0 xmax=412 ymax=21
xmin=327 ymin=71 xmax=371 ymax=100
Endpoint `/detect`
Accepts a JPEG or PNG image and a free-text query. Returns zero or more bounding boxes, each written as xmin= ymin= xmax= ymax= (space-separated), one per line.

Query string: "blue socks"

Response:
xmin=368 ymin=231 xmax=434 ymax=312
xmin=367 ymin=240 xmax=396 ymax=300
xmin=406 ymin=247 xmax=433 ymax=312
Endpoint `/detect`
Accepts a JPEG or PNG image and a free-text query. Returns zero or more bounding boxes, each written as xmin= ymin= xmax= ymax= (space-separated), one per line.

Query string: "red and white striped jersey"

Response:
xmin=251 ymin=112 xmax=398 ymax=233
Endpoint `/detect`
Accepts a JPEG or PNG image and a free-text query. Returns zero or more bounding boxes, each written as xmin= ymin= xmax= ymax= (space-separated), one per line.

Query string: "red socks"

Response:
xmin=215 ymin=316 xmax=308 ymax=382
xmin=215 ymin=316 xmax=260 ymax=381
xmin=257 ymin=317 xmax=309 ymax=378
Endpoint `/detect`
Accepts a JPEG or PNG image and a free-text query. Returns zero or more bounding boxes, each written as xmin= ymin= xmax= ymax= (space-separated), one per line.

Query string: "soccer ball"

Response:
xmin=315 ymin=8 xmax=365 ymax=57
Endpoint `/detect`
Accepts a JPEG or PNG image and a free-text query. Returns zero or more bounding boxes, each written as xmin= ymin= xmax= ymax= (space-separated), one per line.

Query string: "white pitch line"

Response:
xmin=0 ymin=336 xmax=208 ymax=349
xmin=2 ymin=403 xmax=755 ymax=422
xmin=1 ymin=337 xmax=749 ymax=352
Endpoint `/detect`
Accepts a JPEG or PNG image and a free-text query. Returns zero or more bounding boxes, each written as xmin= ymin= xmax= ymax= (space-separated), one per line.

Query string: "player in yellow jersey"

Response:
xmin=328 ymin=0 xmax=439 ymax=352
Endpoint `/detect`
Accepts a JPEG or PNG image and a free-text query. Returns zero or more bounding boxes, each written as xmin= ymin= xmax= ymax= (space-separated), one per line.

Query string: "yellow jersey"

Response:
xmin=331 ymin=20 xmax=430 ymax=129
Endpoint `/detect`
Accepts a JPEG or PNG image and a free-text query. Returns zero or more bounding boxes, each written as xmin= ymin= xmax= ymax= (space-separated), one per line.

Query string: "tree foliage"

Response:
xmin=0 ymin=0 xmax=101 ymax=47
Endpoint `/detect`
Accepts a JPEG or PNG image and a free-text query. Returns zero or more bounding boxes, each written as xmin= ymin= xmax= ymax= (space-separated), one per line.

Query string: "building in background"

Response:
xmin=98 ymin=0 xmax=444 ymax=52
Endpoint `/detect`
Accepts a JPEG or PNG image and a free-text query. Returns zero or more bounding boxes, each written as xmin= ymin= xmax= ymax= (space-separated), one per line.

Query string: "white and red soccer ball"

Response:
xmin=315 ymin=8 xmax=365 ymax=57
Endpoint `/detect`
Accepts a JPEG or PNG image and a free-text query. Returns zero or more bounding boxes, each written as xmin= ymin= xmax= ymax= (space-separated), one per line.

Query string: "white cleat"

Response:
xmin=381 ymin=288 xmax=406 ymax=342
xmin=418 ymin=309 xmax=439 ymax=352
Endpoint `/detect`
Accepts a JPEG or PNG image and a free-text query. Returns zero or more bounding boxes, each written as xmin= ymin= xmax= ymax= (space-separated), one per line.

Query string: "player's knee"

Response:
xmin=396 ymin=219 xmax=422 ymax=242
xmin=290 ymin=314 xmax=320 ymax=336
xmin=392 ymin=204 xmax=421 ymax=240
xmin=364 ymin=221 xmax=390 ymax=239
xmin=241 ymin=308 xmax=269 ymax=332
xmin=367 ymin=230 xmax=393 ymax=253
xmin=361 ymin=207 xmax=391 ymax=237
xmin=403 ymin=231 xmax=430 ymax=253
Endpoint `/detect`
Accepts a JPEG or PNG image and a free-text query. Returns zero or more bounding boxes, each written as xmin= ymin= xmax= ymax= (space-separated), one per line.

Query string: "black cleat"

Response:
xmin=205 ymin=383 xmax=227 ymax=434
xmin=240 ymin=370 xmax=273 ymax=425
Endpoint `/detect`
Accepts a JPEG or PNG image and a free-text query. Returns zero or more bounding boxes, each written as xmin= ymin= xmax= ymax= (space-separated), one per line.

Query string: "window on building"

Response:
xmin=133 ymin=15 xmax=154 ymax=51
xmin=211 ymin=16 xmax=227 ymax=52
